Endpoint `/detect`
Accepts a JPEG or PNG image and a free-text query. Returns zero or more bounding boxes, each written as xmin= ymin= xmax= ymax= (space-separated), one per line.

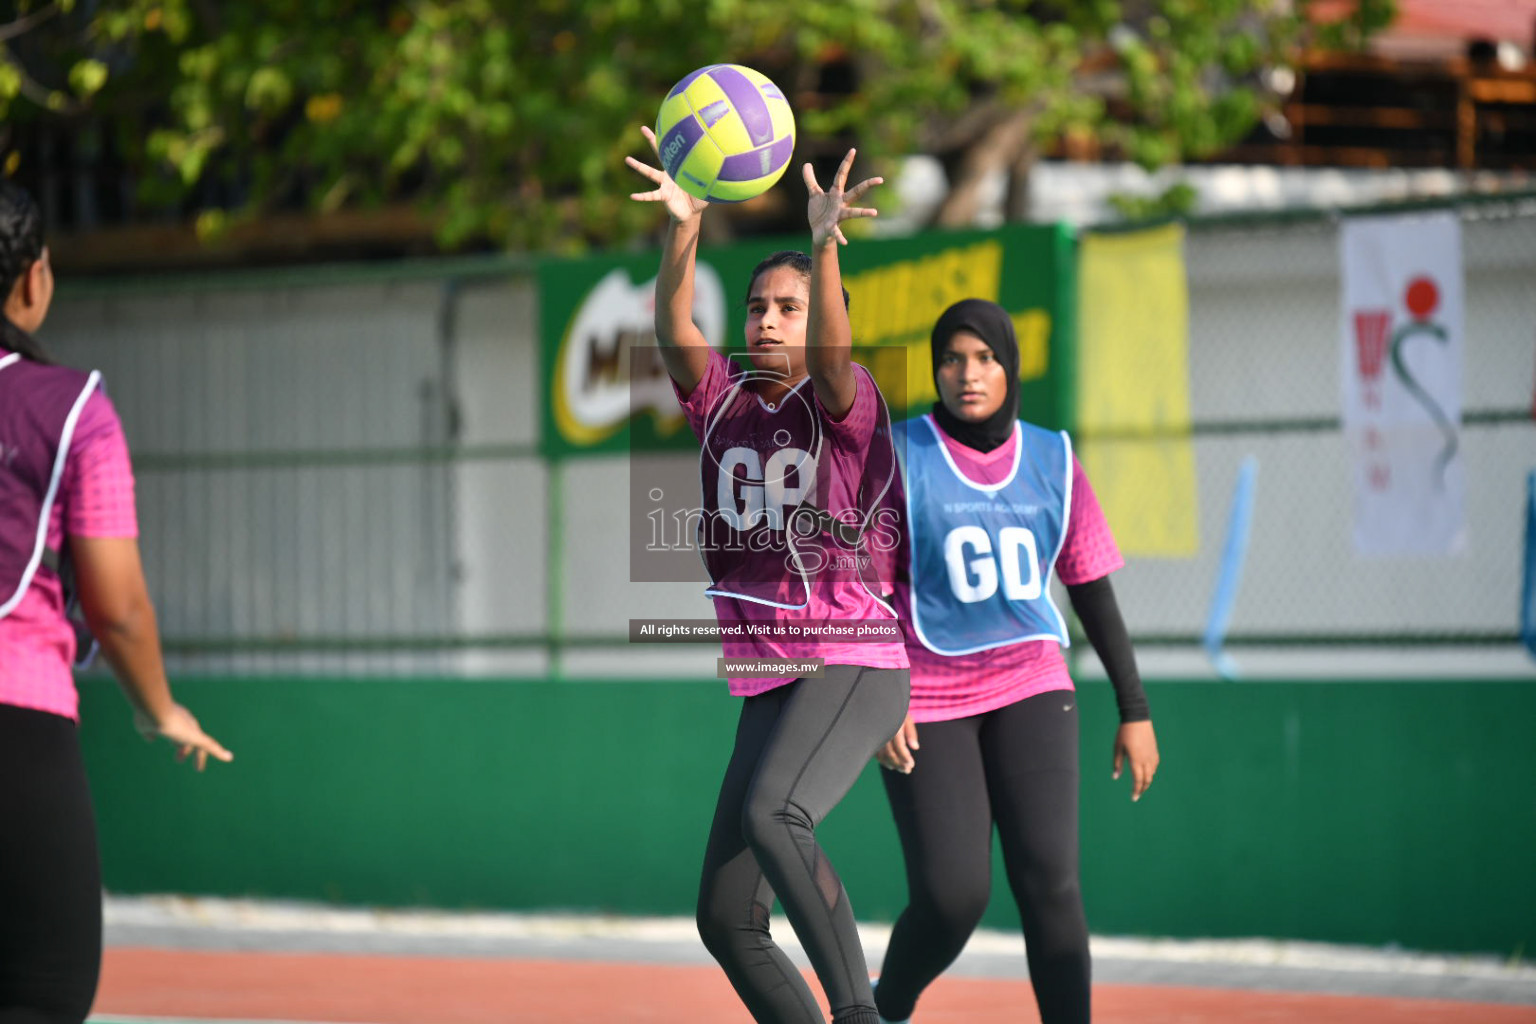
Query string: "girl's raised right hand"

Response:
xmin=626 ymin=126 xmax=709 ymax=223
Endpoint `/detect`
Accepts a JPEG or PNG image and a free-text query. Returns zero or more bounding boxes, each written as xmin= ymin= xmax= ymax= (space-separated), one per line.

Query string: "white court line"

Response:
xmin=103 ymin=894 xmax=1536 ymax=982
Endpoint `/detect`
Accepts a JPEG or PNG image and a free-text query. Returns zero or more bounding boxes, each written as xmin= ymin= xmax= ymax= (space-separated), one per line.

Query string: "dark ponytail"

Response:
xmin=0 ymin=179 xmax=53 ymax=364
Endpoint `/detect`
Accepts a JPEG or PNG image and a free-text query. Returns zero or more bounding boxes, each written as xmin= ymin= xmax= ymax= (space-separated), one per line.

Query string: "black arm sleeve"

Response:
xmin=1065 ymin=575 xmax=1150 ymax=723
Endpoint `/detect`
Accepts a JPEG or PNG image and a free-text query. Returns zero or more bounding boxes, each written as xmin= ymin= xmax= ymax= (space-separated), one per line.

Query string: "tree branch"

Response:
xmin=929 ymin=107 xmax=1034 ymax=228
xmin=0 ymin=50 xmax=86 ymax=115
xmin=921 ymin=96 xmax=1009 ymax=156
xmin=0 ymin=2 xmax=61 ymax=44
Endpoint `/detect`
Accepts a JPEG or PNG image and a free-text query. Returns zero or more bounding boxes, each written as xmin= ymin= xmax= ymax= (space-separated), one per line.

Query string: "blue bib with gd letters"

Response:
xmin=896 ymin=414 xmax=1072 ymax=655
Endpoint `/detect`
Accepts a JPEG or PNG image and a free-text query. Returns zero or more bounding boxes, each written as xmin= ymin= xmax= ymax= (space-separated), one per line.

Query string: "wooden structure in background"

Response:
xmin=1224 ymin=51 xmax=1536 ymax=171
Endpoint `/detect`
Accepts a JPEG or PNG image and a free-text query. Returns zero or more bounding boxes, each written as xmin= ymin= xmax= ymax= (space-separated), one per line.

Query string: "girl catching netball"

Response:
xmin=871 ymin=299 xmax=1159 ymax=1024
xmin=627 ymin=132 xmax=908 ymax=1024
xmin=0 ymin=180 xmax=232 ymax=1024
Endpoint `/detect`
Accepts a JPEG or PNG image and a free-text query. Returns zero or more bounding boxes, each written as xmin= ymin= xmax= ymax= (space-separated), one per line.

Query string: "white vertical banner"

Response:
xmin=1340 ymin=212 xmax=1465 ymax=556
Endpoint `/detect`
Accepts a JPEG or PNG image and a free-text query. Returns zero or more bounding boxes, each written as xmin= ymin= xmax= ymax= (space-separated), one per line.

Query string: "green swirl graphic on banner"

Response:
xmin=1389 ymin=276 xmax=1457 ymax=489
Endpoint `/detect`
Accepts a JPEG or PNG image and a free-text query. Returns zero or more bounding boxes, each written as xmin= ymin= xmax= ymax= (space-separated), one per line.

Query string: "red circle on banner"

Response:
xmin=1405 ymin=276 xmax=1439 ymax=320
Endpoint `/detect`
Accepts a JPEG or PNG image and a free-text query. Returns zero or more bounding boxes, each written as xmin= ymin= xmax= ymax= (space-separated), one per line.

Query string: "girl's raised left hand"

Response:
xmin=804 ymin=148 xmax=882 ymax=249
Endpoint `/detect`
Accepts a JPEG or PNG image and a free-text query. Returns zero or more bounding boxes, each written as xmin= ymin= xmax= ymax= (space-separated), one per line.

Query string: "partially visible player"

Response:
xmin=627 ymin=136 xmax=908 ymax=1024
xmin=872 ymin=299 xmax=1159 ymax=1024
xmin=0 ymin=180 xmax=232 ymax=1024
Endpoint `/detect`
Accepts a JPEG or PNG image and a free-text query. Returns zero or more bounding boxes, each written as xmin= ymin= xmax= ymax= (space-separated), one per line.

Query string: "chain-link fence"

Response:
xmin=46 ymin=264 xmax=549 ymax=677
xmin=1077 ymin=194 xmax=1534 ymax=678
xmin=43 ymin=196 xmax=1536 ymax=679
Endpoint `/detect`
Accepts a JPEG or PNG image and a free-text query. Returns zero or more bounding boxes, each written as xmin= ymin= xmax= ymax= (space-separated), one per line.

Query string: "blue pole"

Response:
xmin=1204 ymin=456 xmax=1259 ymax=679
xmin=1522 ymin=470 xmax=1536 ymax=661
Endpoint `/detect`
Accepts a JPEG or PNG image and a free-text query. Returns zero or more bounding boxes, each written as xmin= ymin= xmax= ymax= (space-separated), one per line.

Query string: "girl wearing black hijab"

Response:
xmin=873 ymin=299 xmax=1159 ymax=1024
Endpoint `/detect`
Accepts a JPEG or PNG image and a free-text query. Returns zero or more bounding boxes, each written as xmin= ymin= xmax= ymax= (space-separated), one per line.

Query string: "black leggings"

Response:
xmin=875 ymin=690 xmax=1088 ymax=1024
xmin=0 ymin=704 xmax=102 ymax=1024
xmin=697 ymin=666 xmax=910 ymax=1024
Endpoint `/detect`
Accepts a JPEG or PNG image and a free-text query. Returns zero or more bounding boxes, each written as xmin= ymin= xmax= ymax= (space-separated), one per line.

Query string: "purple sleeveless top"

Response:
xmin=0 ymin=352 xmax=102 ymax=617
xmin=676 ymin=351 xmax=909 ymax=694
xmin=693 ymin=356 xmax=898 ymax=609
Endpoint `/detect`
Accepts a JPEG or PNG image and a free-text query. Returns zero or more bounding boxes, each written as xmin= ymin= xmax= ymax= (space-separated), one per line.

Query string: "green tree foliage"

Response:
xmin=1 ymin=0 xmax=1394 ymax=249
xmin=1107 ymin=181 xmax=1200 ymax=221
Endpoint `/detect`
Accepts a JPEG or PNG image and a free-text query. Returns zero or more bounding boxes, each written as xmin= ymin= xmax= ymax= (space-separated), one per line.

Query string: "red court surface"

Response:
xmin=96 ymin=947 xmax=1536 ymax=1023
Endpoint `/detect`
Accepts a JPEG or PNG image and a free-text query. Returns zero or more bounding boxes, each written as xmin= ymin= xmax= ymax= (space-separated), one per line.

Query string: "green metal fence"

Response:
xmin=47 ymin=195 xmax=1536 ymax=677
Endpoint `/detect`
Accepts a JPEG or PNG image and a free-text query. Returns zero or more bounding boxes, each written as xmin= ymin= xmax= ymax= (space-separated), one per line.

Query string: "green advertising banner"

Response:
xmin=538 ymin=222 xmax=1076 ymax=458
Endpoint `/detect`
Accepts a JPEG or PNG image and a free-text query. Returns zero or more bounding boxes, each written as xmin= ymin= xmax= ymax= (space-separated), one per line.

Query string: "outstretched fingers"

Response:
xmin=628 ymin=125 xmax=667 ymax=200
xmin=625 ymin=156 xmax=667 ymax=201
xmin=807 ymin=151 xmax=880 ymax=244
xmin=802 ymin=161 xmax=823 ymax=194
xmin=832 ymin=148 xmax=857 ymax=191
xmin=838 ymin=178 xmax=883 ymax=225
xmin=626 ymin=155 xmax=663 ymax=182
xmin=845 ymin=176 xmax=884 ymax=203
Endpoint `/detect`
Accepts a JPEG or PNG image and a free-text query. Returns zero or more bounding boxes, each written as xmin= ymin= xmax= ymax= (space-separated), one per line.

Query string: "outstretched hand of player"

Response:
xmin=134 ymin=703 xmax=234 ymax=772
xmin=1112 ymin=720 xmax=1159 ymax=801
xmin=875 ymin=714 xmax=920 ymax=774
xmin=626 ymin=126 xmax=709 ymax=223
xmin=804 ymin=148 xmax=882 ymax=249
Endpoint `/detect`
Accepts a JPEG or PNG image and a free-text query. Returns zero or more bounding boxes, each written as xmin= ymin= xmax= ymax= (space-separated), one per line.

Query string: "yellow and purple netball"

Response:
xmin=655 ymin=64 xmax=796 ymax=203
